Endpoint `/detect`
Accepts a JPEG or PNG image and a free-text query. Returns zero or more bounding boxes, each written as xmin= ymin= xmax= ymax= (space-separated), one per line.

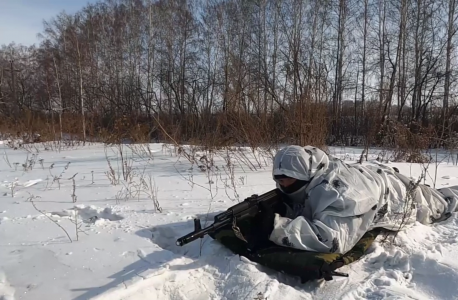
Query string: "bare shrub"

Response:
xmin=115 ymin=167 xmax=146 ymax=202
xmin=46 ymin=162 xmax=71 ymax=190
xmin=68 ymin=208 xmax=88 ymax=241
xmin=113 ymin=167 xmax=162 ymax=212
xmin=384 ymin=121 xmax=434 ymax=163
xmin=104 ymin=145 xmax=133 ymax=185
xmin=9 ymin=178 xmax=18 ymax=197
xmin=2 ymin=150 xmax=11 ymax=168
xmin=140 ymin=174 xmax=162 ymax=213
xmin=380 ymin=168 xmax=427 ymax=246
xmin=22 ymin=153 xmax=38 ymax=171
xmin=27 ymin=193 xmax=73 ymax=243
xmin=217 ymin=149 xmax=251 ymax=203
xmin=69 ymin=173 xmax=78 ymax=203
xmin=105 ymin=155 xmax=120 ymax=186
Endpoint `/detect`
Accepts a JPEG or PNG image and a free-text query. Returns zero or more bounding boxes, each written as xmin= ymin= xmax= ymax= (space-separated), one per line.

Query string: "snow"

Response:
xmin=0 ymin=143 xmax=458 ymax=300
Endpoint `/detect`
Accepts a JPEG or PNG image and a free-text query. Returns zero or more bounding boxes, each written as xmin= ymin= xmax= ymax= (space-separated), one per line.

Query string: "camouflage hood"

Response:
xmin=272 ymin=145 xmax=330 ymax=192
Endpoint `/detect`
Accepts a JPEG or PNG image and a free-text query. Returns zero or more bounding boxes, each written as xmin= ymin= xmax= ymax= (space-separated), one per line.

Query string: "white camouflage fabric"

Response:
xmin=269 ymin=145 xmax=458 ymax=254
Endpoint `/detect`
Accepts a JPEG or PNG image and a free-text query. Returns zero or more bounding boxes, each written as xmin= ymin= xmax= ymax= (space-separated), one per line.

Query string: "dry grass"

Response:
xmin=0 ymin=102 xmax=454 ymax=164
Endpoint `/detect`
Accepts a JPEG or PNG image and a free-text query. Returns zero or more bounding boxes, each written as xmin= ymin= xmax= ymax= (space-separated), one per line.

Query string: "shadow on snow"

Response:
xmin=71 ymin=212 xmax=316 ymax=300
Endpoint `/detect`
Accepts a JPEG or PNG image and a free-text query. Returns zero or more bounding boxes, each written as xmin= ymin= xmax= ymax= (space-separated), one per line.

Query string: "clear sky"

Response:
xmin=0 ymin=0 xmax=98 ymax=46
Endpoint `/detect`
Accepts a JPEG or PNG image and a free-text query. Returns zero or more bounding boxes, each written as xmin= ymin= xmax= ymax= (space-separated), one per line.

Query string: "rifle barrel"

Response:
xmin=176 ymin=220 xmax=227 ymax=246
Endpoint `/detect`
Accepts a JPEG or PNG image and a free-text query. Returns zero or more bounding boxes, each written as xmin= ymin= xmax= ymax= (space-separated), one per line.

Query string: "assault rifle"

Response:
xmin=176 ymin=188 xmax=282 ymax=246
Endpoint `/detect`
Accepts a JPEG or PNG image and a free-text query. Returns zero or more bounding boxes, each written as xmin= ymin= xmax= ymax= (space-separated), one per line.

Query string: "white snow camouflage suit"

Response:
xmin=269 ymin=145 xmax=458 ymax=254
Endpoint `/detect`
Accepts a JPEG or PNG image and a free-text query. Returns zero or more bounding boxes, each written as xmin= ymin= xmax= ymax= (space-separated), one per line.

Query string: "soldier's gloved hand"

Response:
xmin=259 ymin=202 xmax=276 ymax=236
xmin=246 ymin=202 xmax=275 ymax=253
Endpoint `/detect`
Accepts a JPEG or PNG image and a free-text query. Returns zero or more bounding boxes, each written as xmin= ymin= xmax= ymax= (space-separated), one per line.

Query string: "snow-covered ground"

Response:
xmin=1 ymin=142 xmax=458 ymax=300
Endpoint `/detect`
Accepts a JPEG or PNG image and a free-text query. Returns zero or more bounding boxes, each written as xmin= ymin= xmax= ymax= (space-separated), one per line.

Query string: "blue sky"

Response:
xmin=0 ymin=0 xmax=98 ymax=46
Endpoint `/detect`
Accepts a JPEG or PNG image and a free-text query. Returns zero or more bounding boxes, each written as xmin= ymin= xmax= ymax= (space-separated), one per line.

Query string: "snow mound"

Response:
xmin=91 ymin=243 xmax=308 ymax=300
xmin=93 ymin=256 xmax=293 ymax=300
xmin=49 ymin=205 xmax=123 ymax=224
xmin=0 ymin=271 xmax=15 ymax=300
xmin=344 ymin=246 xmax=458 ymax=300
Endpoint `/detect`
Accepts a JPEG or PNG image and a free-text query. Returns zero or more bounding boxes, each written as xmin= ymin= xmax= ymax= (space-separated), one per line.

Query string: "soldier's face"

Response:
xmin=277 ymin=177 xmax=297 ymax=187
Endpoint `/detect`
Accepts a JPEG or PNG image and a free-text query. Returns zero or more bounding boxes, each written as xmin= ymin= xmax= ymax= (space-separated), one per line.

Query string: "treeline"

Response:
xmin=1 ymin=0 xmax=458 ymax=149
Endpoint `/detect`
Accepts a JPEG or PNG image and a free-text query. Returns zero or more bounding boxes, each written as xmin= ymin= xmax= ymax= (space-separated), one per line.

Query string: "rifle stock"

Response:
xmin=176 ymin=188 xmax=281 ymax=247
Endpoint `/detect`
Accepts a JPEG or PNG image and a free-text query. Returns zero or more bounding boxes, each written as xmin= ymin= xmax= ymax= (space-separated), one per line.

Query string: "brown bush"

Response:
xmin=0 ymin=102 xmax=452 ymax=160
xmin=388 ymin=121 xmax=435 ymax=163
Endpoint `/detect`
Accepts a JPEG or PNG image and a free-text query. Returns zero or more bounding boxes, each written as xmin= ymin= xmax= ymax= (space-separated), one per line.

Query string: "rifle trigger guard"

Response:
xmin=232 ymin=217 xmax=247 ymax=243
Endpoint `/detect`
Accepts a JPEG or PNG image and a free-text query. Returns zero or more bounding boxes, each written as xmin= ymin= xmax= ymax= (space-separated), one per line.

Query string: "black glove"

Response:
xmin=258 ymin=201 xmax=276 ymax=236
xmin=245 ymin=202 xmax=276 ymax=252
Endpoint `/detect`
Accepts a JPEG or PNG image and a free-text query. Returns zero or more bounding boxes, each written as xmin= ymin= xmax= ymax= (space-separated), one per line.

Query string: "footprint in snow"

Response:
xmin=121 ymin=250 xmax=137 ymax=258
xmin=49 ymin=205 xmax=124 ymax=224
xmin=2 ymin=179 xmax=43 ymax=188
